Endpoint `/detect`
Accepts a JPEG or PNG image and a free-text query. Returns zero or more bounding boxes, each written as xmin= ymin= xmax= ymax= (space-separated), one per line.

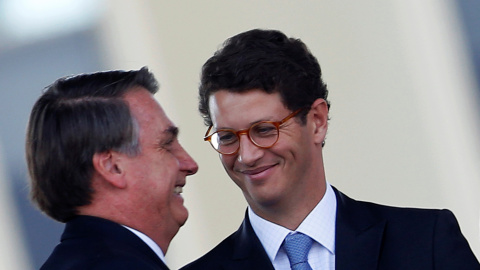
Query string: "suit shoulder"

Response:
xmin=362 ymin=202 xmax=480 ymax=268
xmin=335 ymin=189 xmax=458 ymax=236
xmin=338 ymin=189 xmax=450 ymax=224
xmin=357 ymin=199 xmax=452 ymax=223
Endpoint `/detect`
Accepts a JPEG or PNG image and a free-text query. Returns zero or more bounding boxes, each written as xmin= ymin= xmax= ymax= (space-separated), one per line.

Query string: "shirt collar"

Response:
xmin=122 ymin=225 xmax=166 ymax=263
xmin=248 ymin=182 xmax=337 ymax=262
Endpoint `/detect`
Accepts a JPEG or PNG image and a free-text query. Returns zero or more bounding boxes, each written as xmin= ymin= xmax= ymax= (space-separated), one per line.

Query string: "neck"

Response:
xmin=249 ymin=182 xmax=327 ymax=230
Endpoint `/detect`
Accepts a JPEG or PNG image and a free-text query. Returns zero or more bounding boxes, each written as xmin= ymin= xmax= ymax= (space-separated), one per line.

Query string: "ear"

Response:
xmin=92 ymin=151 xmax=127 ymax=189
xmin=309 ymin=98 xmax=329 ymax=145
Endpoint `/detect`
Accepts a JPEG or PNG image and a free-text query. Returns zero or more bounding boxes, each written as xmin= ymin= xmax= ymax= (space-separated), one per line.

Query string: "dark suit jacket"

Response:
xmin=181 ymin=188 xmax=479 ymax=270
xmin=41 ymin=215 xmax=169 ymax=270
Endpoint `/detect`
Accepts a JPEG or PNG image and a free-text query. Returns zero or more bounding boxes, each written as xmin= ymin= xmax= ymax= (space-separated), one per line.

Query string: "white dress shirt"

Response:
xmin=122 ymin=225 xmax=166 ymax=264
xmin=248 ymin=182 xmax=337 ymax=270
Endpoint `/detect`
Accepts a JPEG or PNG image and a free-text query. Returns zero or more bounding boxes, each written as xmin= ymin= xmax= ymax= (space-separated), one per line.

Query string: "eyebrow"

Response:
xmin=214 ymin=117 xmax=275 ymax=131
xmin=165 ymin=126 xmax=179 ymax=137
xmin=160 ymin=126 xmax=179 ymax=146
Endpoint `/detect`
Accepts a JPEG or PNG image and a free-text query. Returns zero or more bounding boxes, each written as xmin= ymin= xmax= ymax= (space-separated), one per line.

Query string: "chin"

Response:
xmin=249 ymin=190 xmax=283 ymax=208
xmin=179 ymin=215 xmax=188 ymax=227
xmin=174 ymin=208 xmax=189 ymax=227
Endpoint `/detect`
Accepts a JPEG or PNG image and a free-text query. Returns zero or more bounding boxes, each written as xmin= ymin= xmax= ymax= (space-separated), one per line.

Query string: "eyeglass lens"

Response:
xmin=210 ymin=122 xmax=279 ymax=154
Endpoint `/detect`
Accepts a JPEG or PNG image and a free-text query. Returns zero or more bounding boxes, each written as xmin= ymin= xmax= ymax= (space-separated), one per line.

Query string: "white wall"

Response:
xmin=98 ymin=1 xmax=480 ymax=268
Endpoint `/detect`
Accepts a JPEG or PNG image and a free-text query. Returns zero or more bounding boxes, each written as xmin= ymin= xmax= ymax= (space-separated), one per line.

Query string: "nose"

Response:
xmin=237 ymin=133 xmax=263 ymax=166
xmin=178 ymin=146 xmax=199 ymax=176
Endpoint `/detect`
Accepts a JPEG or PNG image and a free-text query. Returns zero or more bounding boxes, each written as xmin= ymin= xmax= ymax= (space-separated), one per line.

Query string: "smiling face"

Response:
xmin=122 ymin=88 xmax=198 ymax=238
xmin=209 ymin=89 xmax=328 ymax=223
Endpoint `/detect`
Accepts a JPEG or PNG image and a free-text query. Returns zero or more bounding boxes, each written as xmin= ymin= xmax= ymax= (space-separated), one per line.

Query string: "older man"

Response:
xmin=26 ymin=67 xmax=198 ymax=269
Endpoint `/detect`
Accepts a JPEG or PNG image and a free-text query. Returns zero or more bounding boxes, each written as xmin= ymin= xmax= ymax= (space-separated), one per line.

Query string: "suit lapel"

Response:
xmin=225 ymin=212 xmax=275 ymax=270
xmin=333 ymin=188 xmax=386 ymax=270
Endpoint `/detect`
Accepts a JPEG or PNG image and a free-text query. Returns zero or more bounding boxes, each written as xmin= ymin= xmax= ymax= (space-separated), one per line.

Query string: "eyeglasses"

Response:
xmin=204 ymin=108 xmax=304 ymax=155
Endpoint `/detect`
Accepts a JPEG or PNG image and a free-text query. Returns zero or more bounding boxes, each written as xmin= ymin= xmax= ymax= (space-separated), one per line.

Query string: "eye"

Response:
xmin=158 ymin=135 xmax=176 ymax=151
xmin=215 ymin=131 xmax=238 ymax=145
xmin=157 ymin=126 xmax=180 ymax=152
xmin=158 ymin=140 xmax=173 ymax=152
xmin=251 ymin=123 xmax=277 ymax=137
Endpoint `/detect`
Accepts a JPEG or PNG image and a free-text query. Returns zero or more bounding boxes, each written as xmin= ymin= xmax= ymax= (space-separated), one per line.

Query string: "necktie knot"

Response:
xmin=283 ymin=233 xmax=313 ymax=270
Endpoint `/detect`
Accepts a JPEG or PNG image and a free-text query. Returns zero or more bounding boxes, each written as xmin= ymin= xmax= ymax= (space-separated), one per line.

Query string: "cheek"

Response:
xmin=141 ymin=155 xmax=177 ymax=190
xmin=220 ymin=155 xmax=236 ymax=170
xmin=156 ymin=151 xmax=179 ymax=170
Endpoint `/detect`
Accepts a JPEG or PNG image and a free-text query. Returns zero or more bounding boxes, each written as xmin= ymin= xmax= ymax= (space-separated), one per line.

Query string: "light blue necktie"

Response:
xmin=283 ymin=233 xmax=313 ymax=270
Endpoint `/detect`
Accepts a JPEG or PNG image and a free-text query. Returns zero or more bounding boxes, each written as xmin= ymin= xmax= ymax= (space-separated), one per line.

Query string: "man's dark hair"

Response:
xmin=26 ymin=67 xmax=158 ymax=222
xmin=199 ymin=28 xmax=330 ymax=126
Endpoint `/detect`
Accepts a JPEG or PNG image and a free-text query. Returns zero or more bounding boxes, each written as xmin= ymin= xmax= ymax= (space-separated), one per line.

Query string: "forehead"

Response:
xmin=209 ymin=89 xmax=288 ymax=128
xmin=123 ymin=87 xmax=172 ymax=132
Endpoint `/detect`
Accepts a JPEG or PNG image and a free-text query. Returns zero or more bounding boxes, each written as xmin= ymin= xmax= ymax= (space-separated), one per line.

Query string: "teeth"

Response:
xmin=174 ymin=186 xmax=183 ymax=194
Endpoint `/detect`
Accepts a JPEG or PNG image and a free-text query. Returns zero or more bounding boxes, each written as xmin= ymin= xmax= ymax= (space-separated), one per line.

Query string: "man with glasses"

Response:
xmin=181 ymin=29 xmax=479 ymax=269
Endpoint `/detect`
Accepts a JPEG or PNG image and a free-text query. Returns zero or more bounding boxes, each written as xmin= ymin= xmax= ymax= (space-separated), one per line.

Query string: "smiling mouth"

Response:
xmin=240 ymin=165 xmax=275 ymax=176
xmin=174 ymin=186 xmax=183 ymax=194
